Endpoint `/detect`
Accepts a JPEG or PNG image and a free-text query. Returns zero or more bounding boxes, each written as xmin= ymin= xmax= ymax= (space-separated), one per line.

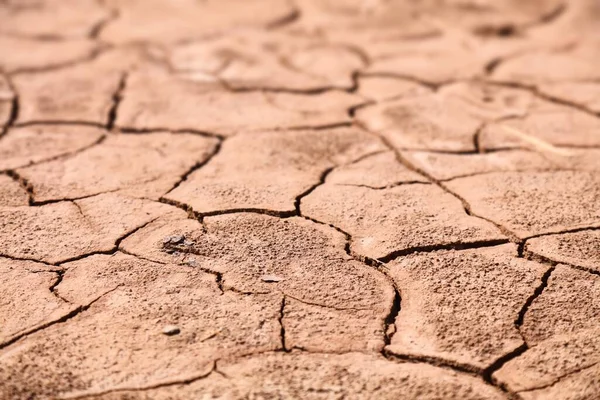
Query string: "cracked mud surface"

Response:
xmin=1 ymin=1 xmax=599 ymax=399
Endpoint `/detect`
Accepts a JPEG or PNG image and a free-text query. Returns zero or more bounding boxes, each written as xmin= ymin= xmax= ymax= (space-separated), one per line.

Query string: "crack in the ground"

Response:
xmin=61 ymin=361 xmax=217 ymax=400
xmin=439 ymin=167 xmax=581 ymax=183
xmin=524 ymin=225 xmax=600 ymax=242
xmin=0 ymin=78 xmax=19 ymax=139
xmin=293 ymin=167 xmax=334 ymax=215
xmin=14 ymin=120 xmax=105 ymax=129
xmin=278 ymin=296 xmax=288 ymax=352
xmin=49 ymin=216 xmax=163 ymax=266
xmin=514 ymin=266 xmax=555 ymax=330
xmin=334 ymin=181 xmax=430 ymax=190
xmin=523 ymin=244 xmax=600 ymax=277
xmin=283 ymin=293 xmax=375 ymax=312
xmin=118 ymin=126 xmax=225 ymax=139
xmin=160 ymin=138 xmax=222 ymax=196
xmin=474 ymin=3 xmax=566 ymax=39
xmin=0 ymin=285 xmax=120 ymax=350
xmin=358 ymin=71 xmax=442 ymax=91
xmin=88 ymin=0 xmax=119 ymax=40
xmin=382 ymin=290 xmax=401 ymax=346
xmin=5 ymin=169 xmax=34 ymax=204
xmin=8 ymin=45 xmax=109 ymax=76
xmin=378 ymin=239 xmax=511 ymax=263
xmin=481 ymin=343 xmax=528 ymax=397
xmin=518 ymin=360 xmax=599 ymax=394
xmin=487 ymin=80 xmax=600 ymax=119
xmin=383 ymin=351 xmax=482 ymax=376
xmin=48 ymin=269 xmax=72 ymax=304
xmin=354 ymin=120 xmax=519 ymax=242
xmin=106 ymin=71 xmax=127 ymax=130
xmin=480 ymin=261 xmax=555 ymax=395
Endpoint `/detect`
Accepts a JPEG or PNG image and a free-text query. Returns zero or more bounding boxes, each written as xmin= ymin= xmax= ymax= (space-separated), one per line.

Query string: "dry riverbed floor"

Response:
xmin=1 ymin=0 xmax=600 ymax=399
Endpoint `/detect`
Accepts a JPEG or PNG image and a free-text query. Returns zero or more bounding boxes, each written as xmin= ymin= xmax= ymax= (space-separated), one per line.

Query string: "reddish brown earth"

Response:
xmin=1 ymin=1 xmax=599 ymax=399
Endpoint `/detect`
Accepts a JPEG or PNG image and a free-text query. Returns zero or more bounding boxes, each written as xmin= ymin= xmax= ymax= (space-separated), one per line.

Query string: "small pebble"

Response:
xmin=261 ymin=275 xmax=283 ymax=283
xmin=162 ymin=325 xmax=181 ymax=336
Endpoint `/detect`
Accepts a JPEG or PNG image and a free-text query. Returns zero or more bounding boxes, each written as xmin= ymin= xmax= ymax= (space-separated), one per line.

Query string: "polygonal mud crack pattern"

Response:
xmin=163 ymin=127 xmax=384 ymax=215
xmin=89 ymin=352 xmax=508 ymax=400
xmin=117 ymin=66 xmax=364 ymax=135
xmin=494 ymin=266 xmax=600 ymax=393
xmin=0 ymin=193 xmax=175 ymax=264
xmin=446 ymin=171 xmax=600 ymax=239
xmin=0 ymin=253 xmax=282 ymax=399
xmin=168 ymin=30 xmax=366 ymax=92
xmin=122 ymin=212 xmax=395 ymax=354
xmin=2 ymin=0 xmax=600 ymax=398
xmin=18 ymin=132 xmax=219 ymax=202
xmin=0 ymin=124 xmax=105 ymax=171
xmin=386 ymin=245 xmax=547 ymax=369
xmin=301 ymin=182 xmax=505 ymax=261
xmin=356 ymin=81 xmax=534 ymax=152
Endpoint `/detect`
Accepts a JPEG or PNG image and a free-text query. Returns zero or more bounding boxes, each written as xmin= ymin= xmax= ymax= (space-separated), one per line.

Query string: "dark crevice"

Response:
xmin=485 ymin=57 xmax=503 ymax=75
xmin=161 ymin=139 xmax=222 ymax=195
xmin=106 ymin=72 xmax=128 ymax=130
xmin=5 ymin=169 xmax=34 ymax=204
xmin=118 ymin=126 xmax=225 ymax=140
xmin=0 ymin=88 xmax=19 ymax=138
xmin=0 ymin=253 xmax=55 ymax=267
xmin=294 ymin=167 xmax=334 ymax=215
xmin=14 ymin=120 xmax=105 ymax=129
xmin=29 ymin=189 xmax=118 ymax=207
xmin=514 ymin=265 xmax=555 ymax=327
xmin=383 ymin=350 xmax=482 ymax=376
xmin=201 ymin=208 xmax=297 ymax=219
xmin=223 ymin=82 xmax=350 ymax=95
xmin=474 ymin=24 xmax=519 ymax=39
xmin=473 ymin=123 xmax=485 ymax=153
xmin=335 ymin=181 xmax=430 ymax=190
xmin=49 ymin=269 xmax=71 ymax=304
xmin=482 ymin=343 xmax=529 ymax=391
xmin=54 ymin=216 xmax=162 ymax=266
xmin=525 ymin=225 xmax=600 ymax=241
xmin=0 ymin=285 xmax=120 ymax=350
xmin=276 ymin=122 xmax=354 ymax=131
xmin=278 ymin=296 xmax=288 ymax=352
xmin=382 ymin=290 xmax=401 ymax=346
xmin=348 ymin=100 xmax=376 ymax=117
xmin=157 ymin=196 xmax=204 ymax=221
xmin=378 ymin=239 xmax=510 ymax=263
xmin=516 ymin=241 xmax=526 ymax=258
xmin=523 ymin=247 xmax=600 ymax=277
